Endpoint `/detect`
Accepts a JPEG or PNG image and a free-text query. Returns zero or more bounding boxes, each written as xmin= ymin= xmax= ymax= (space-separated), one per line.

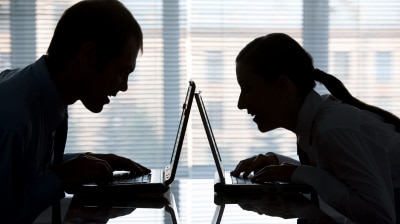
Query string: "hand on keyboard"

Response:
xmin=231 ymin=153 xmax=279 ymax=178
xmin=252 ymin=163 xmax=298 ymax=183
xmin=230 ymin=172 xmax=254 ymax=184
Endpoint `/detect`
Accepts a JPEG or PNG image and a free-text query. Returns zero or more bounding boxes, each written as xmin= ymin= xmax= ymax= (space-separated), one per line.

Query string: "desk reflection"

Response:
xmin=64 ymin=190 xmax=180 ymax=224
xmin=213 ymin=193 xmax=337 ymax=224
xmin=36 ymin=179 xmax=353 ymax=223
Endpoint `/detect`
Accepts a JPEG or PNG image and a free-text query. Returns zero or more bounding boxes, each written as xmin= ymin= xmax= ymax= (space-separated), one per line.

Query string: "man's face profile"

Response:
xmin=80 ymin=38 xmax=139 ymax=113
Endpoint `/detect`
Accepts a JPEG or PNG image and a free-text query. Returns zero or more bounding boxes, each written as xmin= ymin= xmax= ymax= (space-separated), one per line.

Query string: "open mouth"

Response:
xmin=105 ymin=95 xmax=112 ymax=104
xmin=107 ymin=93 xmax=116 ymax=99
xmin=249 ymin=113 xmax=257 ymax=122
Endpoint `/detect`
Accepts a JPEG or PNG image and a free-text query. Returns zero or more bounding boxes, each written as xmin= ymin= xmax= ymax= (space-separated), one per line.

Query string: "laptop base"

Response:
xmin=214 ymin=171 xmax=313 ymax=196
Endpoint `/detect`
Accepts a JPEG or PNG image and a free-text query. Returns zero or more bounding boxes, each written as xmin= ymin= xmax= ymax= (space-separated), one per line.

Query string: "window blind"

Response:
xmin=1 ymin=0 xmax=399 ymax=180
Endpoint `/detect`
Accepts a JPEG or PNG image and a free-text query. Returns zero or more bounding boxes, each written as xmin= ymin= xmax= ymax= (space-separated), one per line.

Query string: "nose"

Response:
xmin=120 ymin=83 xmax=128 ymax=92
xmin=237 ymin=91 xmax=246 ymax=110
xmin=120 ymin=76 xmax=128 ymax=92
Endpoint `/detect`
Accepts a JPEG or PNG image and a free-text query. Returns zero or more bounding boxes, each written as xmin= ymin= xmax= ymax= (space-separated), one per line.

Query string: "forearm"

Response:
xmin=269 ymin=152 xmax=301 ymax=165
xmin=62 ymin=152 xmax=81 ymax=162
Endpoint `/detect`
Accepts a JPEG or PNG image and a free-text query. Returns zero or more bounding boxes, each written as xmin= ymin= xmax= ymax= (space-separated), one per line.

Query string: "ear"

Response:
xmin=276 ymin=75 xmax=295 ymax=96
xmin=77 ymin=41 xmax=97 ymax=68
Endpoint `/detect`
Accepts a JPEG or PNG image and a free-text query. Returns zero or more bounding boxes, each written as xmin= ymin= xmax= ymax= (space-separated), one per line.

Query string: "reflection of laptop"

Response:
xmin=71 ymin=81 xmax=196 ymax=196
xmin=211 ymin=204 xmax=225 ymax=224
xmin=194 ymin=92 xmax=312 ymax=195
xmin=65 ymin=190 xmax=181 ymax=224
xmin=213 ymin=193 xmax=340 ymax=224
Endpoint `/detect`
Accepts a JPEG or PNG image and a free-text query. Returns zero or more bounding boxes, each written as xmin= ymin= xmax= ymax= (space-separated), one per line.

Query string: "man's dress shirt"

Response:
xmin=0 ymin=56 xmax=67 ymax=223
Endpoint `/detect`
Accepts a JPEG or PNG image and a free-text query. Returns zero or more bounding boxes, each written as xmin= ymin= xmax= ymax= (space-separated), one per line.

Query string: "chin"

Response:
xmin=258 ymin=127 xmax=269 ymax=133
xmin=82 ymin=102 xmax=104 ymax=113
xmin=256 ymin=122 xmax=274 ymax=133
xmin=89 ymin=108 xmax=103 ymax=113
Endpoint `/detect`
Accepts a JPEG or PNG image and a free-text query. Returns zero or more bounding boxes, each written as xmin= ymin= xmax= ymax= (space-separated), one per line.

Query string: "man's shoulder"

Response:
xmin=0 ymin=66 xmax=39 ymax=131
xmin=0 ymin=98 xmax=38 ymax=129
xmin=0 ymin=62 xmax=36 ymax=86
xmin=0 ymin=68 xmax=18 ymax=80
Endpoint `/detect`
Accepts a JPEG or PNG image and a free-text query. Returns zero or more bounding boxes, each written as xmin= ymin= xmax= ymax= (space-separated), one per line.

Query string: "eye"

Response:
xmin=119 ymin=70 xmax=131 ymax=78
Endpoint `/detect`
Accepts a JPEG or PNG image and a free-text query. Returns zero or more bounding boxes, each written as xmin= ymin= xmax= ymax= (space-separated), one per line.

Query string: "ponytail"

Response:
xmin=312 ymin=69 xmax=400 ymax=131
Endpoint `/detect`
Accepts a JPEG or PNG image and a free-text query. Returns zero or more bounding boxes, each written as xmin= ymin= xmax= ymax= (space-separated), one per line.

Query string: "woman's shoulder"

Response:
xmin=314 ymin=96 xmax=381 ymax=133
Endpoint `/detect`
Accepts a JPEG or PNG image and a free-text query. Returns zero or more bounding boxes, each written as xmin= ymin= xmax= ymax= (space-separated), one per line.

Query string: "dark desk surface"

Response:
xmin=34 ymin=179 xmax=354 ymax=224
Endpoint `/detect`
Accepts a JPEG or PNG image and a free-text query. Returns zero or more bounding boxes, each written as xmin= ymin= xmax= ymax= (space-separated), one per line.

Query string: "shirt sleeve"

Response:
xmin=63 ymin=153 xmax=80 ymax=162
xmin=0 ymin=130 xmax=65 ymax=223
xmin=271 ymin=152 xmax=301 ymax=165
xmin=291 ymin=129 xmax=396 ymax=224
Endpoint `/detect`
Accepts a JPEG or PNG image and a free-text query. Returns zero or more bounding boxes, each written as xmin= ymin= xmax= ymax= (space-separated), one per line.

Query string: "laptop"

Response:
xmin=70 ymin=80 xmax=196 ymax=196
xmin=194 ymin=91 xmax=312 ymax=195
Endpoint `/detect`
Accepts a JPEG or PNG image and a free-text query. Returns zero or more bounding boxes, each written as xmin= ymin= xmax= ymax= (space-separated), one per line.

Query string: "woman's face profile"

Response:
xmin=236 ymin=63 xmax=285 ymax=132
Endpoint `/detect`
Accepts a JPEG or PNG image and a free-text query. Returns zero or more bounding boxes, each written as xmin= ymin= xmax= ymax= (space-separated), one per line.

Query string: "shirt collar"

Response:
xmin=32 ymin=55 xmax=66 ymax=130
xmin=296 ymin=89 xmax=325 ymax=150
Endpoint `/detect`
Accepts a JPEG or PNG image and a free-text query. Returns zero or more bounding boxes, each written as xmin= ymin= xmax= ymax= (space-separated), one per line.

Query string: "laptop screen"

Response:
xmin=194 ymin=92 xmax=226 ymax=183
xmin=168 ymin=80 xmax=196 ymax=173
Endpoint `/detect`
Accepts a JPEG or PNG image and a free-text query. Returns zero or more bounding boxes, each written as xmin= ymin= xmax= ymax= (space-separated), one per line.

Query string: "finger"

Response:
xmin=231 ymin=158 xmax=252 ymax=176
xmin=101 ymin=161 xmax=114 ymax=181
xmin=231 ymin=161 xmax=246 ymax=176
xmin=113 ymin=158 xmax=150 ymax=177
xmin=129 ymin=162 xmax=151 ymax=177
xmin=242 ymin=156 xmax=261 ymax=178
xmin=107 ymin=155 xmax=151 ymax=175
xmin=133 ymin=161 xmax=151 ymax=174
xmin=243 ymin=154 xmax=267 ymax=178
xmin=94 ymin=161 xmax=113 ymax=183
xmin=89 ymin=153 xmax=130 ymax=171
xmin=84 ymin=155 xmax=113 ymax=182
xmin=252 ymin=175 xmax=271 ymax=183
xmin=252 ymin=167 xmax=274 ymax=183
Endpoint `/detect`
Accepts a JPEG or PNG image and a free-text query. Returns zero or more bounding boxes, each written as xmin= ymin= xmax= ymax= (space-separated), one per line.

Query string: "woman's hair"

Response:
xmin=236 ymin=33 xmax=400 ymax=131
xmin=236 ymin=33 xmax=316 ymax=99
xmin=47 ymin=0 xmax=143 ymax=73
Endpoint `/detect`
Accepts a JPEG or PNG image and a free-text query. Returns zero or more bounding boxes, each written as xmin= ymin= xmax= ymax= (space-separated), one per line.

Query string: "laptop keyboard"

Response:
xmin=112 ymin=172 xmax=151 ymax=184
xmin=230 ymin=174 xmax=254 ymax=184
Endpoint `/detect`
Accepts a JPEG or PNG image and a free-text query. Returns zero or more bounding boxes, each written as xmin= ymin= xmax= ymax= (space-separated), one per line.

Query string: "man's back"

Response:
xmin=0 ymin=57 xmax=67 ymax=223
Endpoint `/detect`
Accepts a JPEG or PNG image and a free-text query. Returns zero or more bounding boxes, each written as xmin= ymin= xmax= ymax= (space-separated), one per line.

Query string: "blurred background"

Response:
xmin=1 ymin=0 xmax=399 ymax=183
